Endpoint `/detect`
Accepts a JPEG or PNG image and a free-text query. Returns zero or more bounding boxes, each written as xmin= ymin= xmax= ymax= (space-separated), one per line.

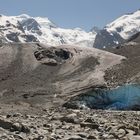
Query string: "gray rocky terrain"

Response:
xmin=0 ymin=43 xmax=124 ymax=107
xmin=0 ymin=42 xmax=140 ymax=139
xmin=0 ymin=107 xmax=140 ymax=140
xmin=104 ymin=32 xmax=140 ymax=87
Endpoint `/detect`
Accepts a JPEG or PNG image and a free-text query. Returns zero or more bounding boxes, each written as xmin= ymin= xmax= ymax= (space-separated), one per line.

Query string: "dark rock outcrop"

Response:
xmin=21 ymin=18 xmax=42 ymax=35
xmin=93 ymin=29 xmax=125 ymax=49
xmin=6 ymin=33 xmax=20 ymax=42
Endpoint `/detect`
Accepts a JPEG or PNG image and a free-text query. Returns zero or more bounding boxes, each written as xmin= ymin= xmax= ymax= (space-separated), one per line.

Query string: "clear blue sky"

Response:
xmin=0 ymin=0 xmax=140 ymax=31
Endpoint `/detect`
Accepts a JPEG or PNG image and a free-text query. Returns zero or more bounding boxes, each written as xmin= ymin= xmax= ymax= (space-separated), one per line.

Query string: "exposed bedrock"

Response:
xmin=0 ymin=43 xmax=124 ymax=108
xmin=34 ymin=47 xmax=73 ymax=65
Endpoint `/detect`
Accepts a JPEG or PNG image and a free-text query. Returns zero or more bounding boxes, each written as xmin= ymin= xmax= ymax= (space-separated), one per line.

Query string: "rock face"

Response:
xmin=34 ymin=47 xmax=73 ymax=66
xmin=20 ymin=18 xmax=42 ymax=35
xmin=93 ymin=29 xmax=125 ymax=48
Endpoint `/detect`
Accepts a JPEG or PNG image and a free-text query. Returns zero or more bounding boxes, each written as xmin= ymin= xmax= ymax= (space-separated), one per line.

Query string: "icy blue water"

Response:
xmin=79 ymin=84 xmax=140 ymax=110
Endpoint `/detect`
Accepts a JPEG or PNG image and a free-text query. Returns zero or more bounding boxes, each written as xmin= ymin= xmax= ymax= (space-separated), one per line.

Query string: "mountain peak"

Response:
xmin=0 ymin=14 xmax=96 ymax=47
xmin=105 ymin=10 xmax=140 ymax=40
xmin=90 ymin=26 xmax=100 ymax=33
xmin=93 ymin=10 xmax=140 ymax=48
xmin=17 ymin=14 xmax=31 ymax=20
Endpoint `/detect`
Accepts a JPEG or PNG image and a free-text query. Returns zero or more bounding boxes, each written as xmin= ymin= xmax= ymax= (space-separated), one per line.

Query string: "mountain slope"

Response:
xmin=0 ymin=43 xmax=124 ymax=106
xmin=105 ymin=10 xmax=140 ymax=40
xmin=93 ymin=10 xmax=140 ymax=48
xmin=103 ymin=32 xmax=140 ymax=88
xmin=0 ymin=14 xmax=96 ymax=47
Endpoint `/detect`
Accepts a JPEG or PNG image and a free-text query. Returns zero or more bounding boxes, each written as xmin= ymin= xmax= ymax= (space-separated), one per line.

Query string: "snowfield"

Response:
xmin=105 ymin=10 xmax=140 ymax=40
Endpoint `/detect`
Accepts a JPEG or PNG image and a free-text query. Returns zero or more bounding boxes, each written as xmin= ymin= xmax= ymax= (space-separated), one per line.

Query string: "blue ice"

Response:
xmin=81 ymin=84 xmax=140 ymax=110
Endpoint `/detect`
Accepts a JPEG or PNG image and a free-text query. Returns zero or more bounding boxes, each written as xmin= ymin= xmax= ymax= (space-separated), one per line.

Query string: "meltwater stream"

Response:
xmin=69 ymin=84 xmax=140 ymax=110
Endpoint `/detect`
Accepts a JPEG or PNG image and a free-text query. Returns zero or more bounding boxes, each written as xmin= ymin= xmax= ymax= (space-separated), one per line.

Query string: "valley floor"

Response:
xmin=0 ymin=104 xmax=140 ymax=140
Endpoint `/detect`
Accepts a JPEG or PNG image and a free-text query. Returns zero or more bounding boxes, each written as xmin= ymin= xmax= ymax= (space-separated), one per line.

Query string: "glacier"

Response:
xmin=70 ymin=84 xmax=140 ymax=110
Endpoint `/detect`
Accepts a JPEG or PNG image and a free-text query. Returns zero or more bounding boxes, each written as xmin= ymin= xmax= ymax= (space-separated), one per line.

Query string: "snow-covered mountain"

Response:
xmin=93 ymin=10 xmax=140 ymax=48
xmin=1 ymin=10 xmax=140 ymax=49
xmin=106 ymin=10 xmax=140 ymax=39
xmin=0 ymin=14 xmax=96 ymax=47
